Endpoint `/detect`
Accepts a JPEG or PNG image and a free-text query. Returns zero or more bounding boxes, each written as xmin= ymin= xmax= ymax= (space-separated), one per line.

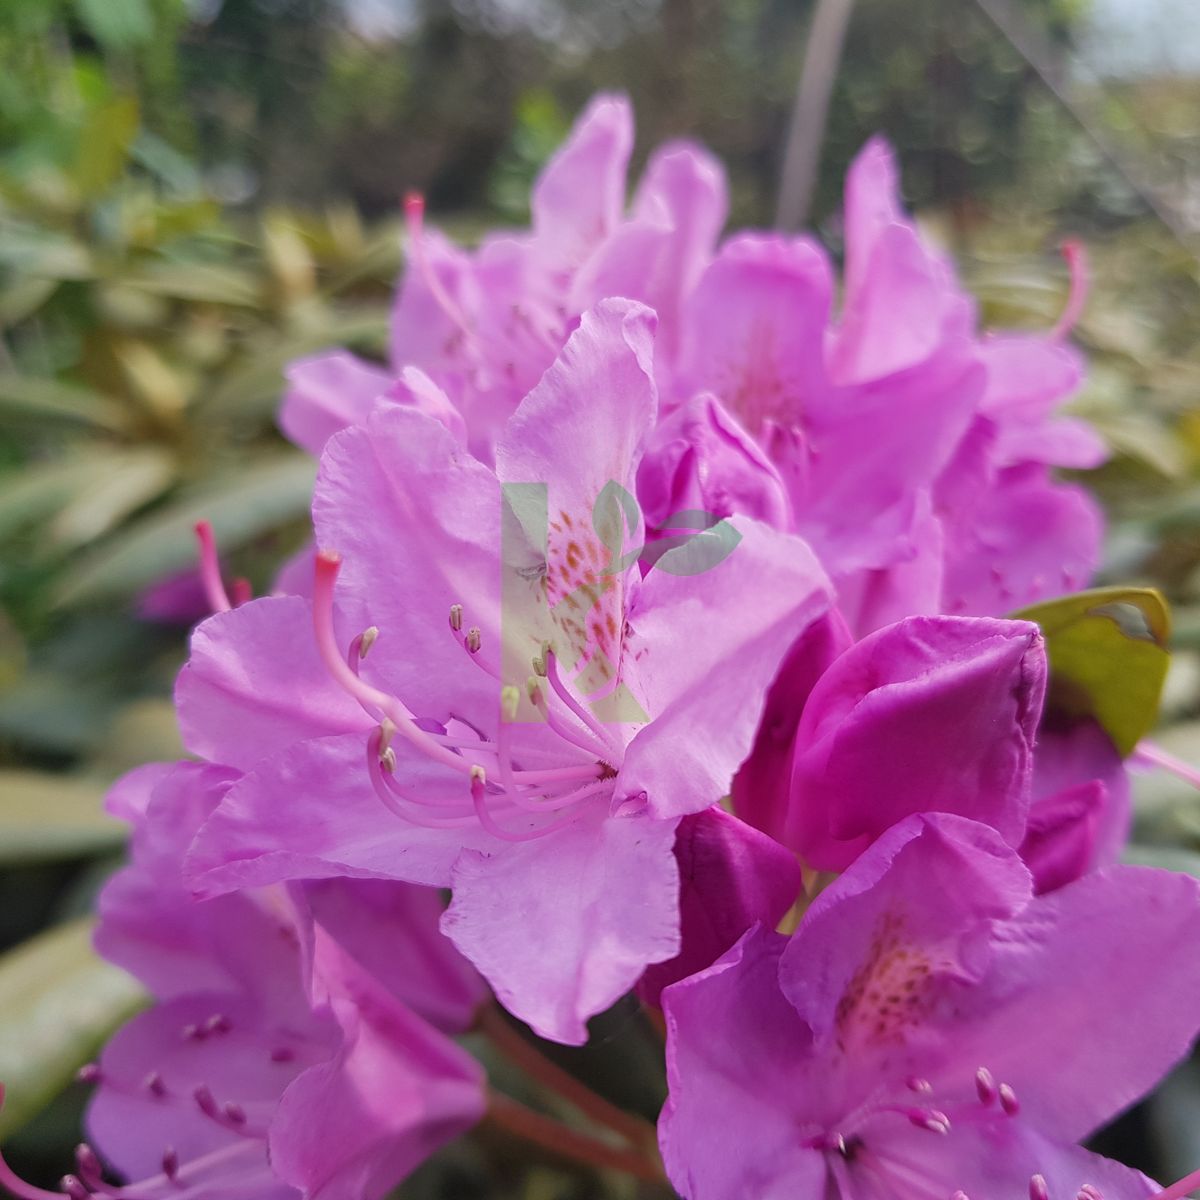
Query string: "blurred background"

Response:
xmin=1 ymin=0 xmax=1199 ymax=1195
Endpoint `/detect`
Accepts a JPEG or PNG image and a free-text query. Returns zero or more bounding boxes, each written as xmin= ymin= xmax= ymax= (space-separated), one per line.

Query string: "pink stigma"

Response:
xmin=1050 ymin=239 xmax=1089 ymax=341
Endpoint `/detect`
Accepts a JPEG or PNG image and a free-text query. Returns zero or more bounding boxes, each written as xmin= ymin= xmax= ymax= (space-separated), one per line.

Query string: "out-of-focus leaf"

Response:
xmin=0 ymin=376 xmax=129 ymax=432
xmin=0 ymin=226 xmax=94 ymax=281
xmin=201 ymin=309 xmax=389 ymax=417
xmin=54 ymin=452 xmax=317 ymax=605
xmin=111 ymin=340 xmax=190 ymax=421
xmin=263 ymin=211 xmax=316 ymax=303
xmin=1090 ymin=411 xmax=1188 ymax=478
xmin=0 ymin=274 xmax=58 ymax=323
xmin=0 ymin=454 xmax=111 ymax=541
xmin=72 ymin=0 xmax=153 ymax=48
xmin=0 ymin=672 xmax=116 ymax=754
xmin=0 ymin=919 xmax=144 ymax=1138
xmin=91 ymin=698 xmax=183 ymax=777
xmin=122 ymin=261 xmax=261 ymax=307
xmin=1124 ymin=844 xmax=1200 ymax=878
xmin=0 ymin=771 xmax=123 ymax=864
xmin=73 ymin=96 xmax=140 ymax=199
xmin=1014 ymin=587 xmax=1170 ymax=756
xmin=45 ymin=446 xmax=176 ymax=553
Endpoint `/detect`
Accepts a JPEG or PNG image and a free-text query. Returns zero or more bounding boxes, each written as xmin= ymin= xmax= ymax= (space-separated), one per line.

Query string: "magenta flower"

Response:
xmin=181 ymin=300 xmax=831 ymax=1044
xmin=0 ymin=760 xmax=485 ymax=1200
xmin=735 ymin=614 xmax=1046 ymax=871
xmin=282 ymin=94 xmax=726 ymax=463
xmin=660 ymin=814 xmax=1200 ymax=1200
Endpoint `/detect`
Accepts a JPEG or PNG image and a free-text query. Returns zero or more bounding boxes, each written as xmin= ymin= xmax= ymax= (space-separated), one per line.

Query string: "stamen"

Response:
xmin=161 ymin=1149 xmax=178 ymax=1183
xmin=904 ymin=1108 xmax=950 ymax=1135
xmin=203 ymin=1014 xmax=231 ymax=1036
xmin=73 ymin=1147 xmax=102 ymax=1191
xmin=544 ymin=648 xmax=624 ymax=759
xmin=403 ymin=192 xmax=476 ymax=348
xmin=1078 ymin=1187 xmax=1105 ymax=1200
xmin=1153 ymin=1166 xmax=1200 ymax=1200
xmin=448 ymin=604 xmax=463 ymax=632
xmin=1050 ymin=239 xmax=1088 ymax=340
xmin=193 ymin=1085 xmax=220 ymax=1121
xmin=951 ymin=1193 xmax=970 ymax=1200
xmin=1030 ymin=1174 xmax=1050 ymax=1200
xmin=975 ymin=1067 xmax=996 ymax=1106
xmin=58 ymin=1176 xmax=88 ymax=1200
xmin=905 ymin=1077 xmax=932 ymax=1095
xmin=75 ymin=1065 xmax=102 ymax=1086
xmin=466 ymin=627 xmax=482 ymax=654
xmin=222 ymin=1103 xmax=246 ymax=1126
xmin=999 ymin=1083 xmax=1020 ymax=1117
xmin=193 ymin=521 xmax=232 ymax=615
xmin=467 ymin=765 xmax=589 ymax=843
xmin=1132 ymin=742 xmax=1200 ymax=792
xmin=312 ymin=551 xmax=479 ymax=779
xmin=143 ymin=1072 xmax=165 ymax=1098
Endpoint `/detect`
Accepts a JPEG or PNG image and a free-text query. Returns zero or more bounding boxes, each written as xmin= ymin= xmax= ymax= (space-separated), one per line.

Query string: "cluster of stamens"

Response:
xmin=314 ymin=551 xmax=623 ymax=843
xmin=804 ymin=1066 xmax=1127 ymax=1200
xmin=0 ymin=1006 xmax=300 ymax=1200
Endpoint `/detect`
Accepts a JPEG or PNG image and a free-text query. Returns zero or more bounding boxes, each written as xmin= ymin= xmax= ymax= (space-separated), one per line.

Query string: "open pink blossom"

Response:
xmin=660 ymin=814 xmax=1200 ymax=1199
xmin=182 ymin=299 xmax=831 ymax=1044
xmin=0 ymin=760 xmax=485 ymax=1200
xmin=281 ymin=94 xmax=726 ymax=463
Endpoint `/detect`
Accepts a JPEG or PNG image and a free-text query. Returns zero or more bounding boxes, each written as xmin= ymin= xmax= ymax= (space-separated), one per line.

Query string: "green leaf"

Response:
xmin=0 ymin=375 xmax=129 ymax=432
xmin=122 ymin=261 xmax=261 ymax=307
xmin=0 ymin=919 xmax=145 ymax=1137
xmin=53 ymin=452 xmax=317 ymax=605
xmin=200 ymin=309 xmax=389 ymax=418
xmin=72 ymin=0 xmax=153 ymax=48
xmin=73 ymin=96 xmax=140 ymax=199
xmin=1013 ymin=587 xmax=1171 ymax=756
xmin=1123 ymin=844 xmax=1200 ymax=879
xmin=45 ymin=446 xmax=176 ymax=555
xmin=0 ymin=771 xmax=124 ymax=864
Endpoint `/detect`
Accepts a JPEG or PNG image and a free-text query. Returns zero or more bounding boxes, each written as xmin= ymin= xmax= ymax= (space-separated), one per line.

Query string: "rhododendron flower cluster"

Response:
xmin=6 ymin=95 xmax=1200 ymax=1200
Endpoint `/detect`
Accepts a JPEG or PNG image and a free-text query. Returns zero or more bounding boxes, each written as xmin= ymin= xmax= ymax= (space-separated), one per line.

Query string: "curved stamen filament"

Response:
xmin=403 ymin=192 xmax=478 ymax=351
xmin=545 ymin=648 xmax=625 ymax=758
xmin=194 ymin=521 xmax=232 ymax=615
xmin=469 ymin=769 xmax=587 ymax=844
xmin=314 ymin=552 xmax=481 ymax=779
xmin=1050 ymin=239 xmax=1088 ymax=341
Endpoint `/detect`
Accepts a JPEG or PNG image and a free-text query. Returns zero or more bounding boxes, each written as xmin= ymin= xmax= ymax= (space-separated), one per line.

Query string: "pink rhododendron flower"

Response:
xmin=283 ymin=95 xmax=1101 ymax=640
xmin=180 ymin=300 xmax=831 ymax=1044
xmin=660 ymin=814 xmax=1200 ymax=1200
xmin=0 ymin=761 xmax=485 ymax=1200
xmin=780 ymin=615 xmax=1046 ymax=870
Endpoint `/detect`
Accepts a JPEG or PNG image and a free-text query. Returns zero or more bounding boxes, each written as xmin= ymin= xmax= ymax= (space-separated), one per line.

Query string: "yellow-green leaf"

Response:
xmin=1014 ymin=587 xmax=1171 ymax=756
xmin=0 ymin=771 xmax=124 ymax=864
xmin=0 ymin=919 xmax=145 ymax=1137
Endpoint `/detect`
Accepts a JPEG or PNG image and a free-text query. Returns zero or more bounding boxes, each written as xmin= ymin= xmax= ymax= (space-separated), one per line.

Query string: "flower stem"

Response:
xmin=478 ymin=1004 xmax=659 ymax=1153
xmin=484 ymin=1091 xmax=668 ymax=1187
